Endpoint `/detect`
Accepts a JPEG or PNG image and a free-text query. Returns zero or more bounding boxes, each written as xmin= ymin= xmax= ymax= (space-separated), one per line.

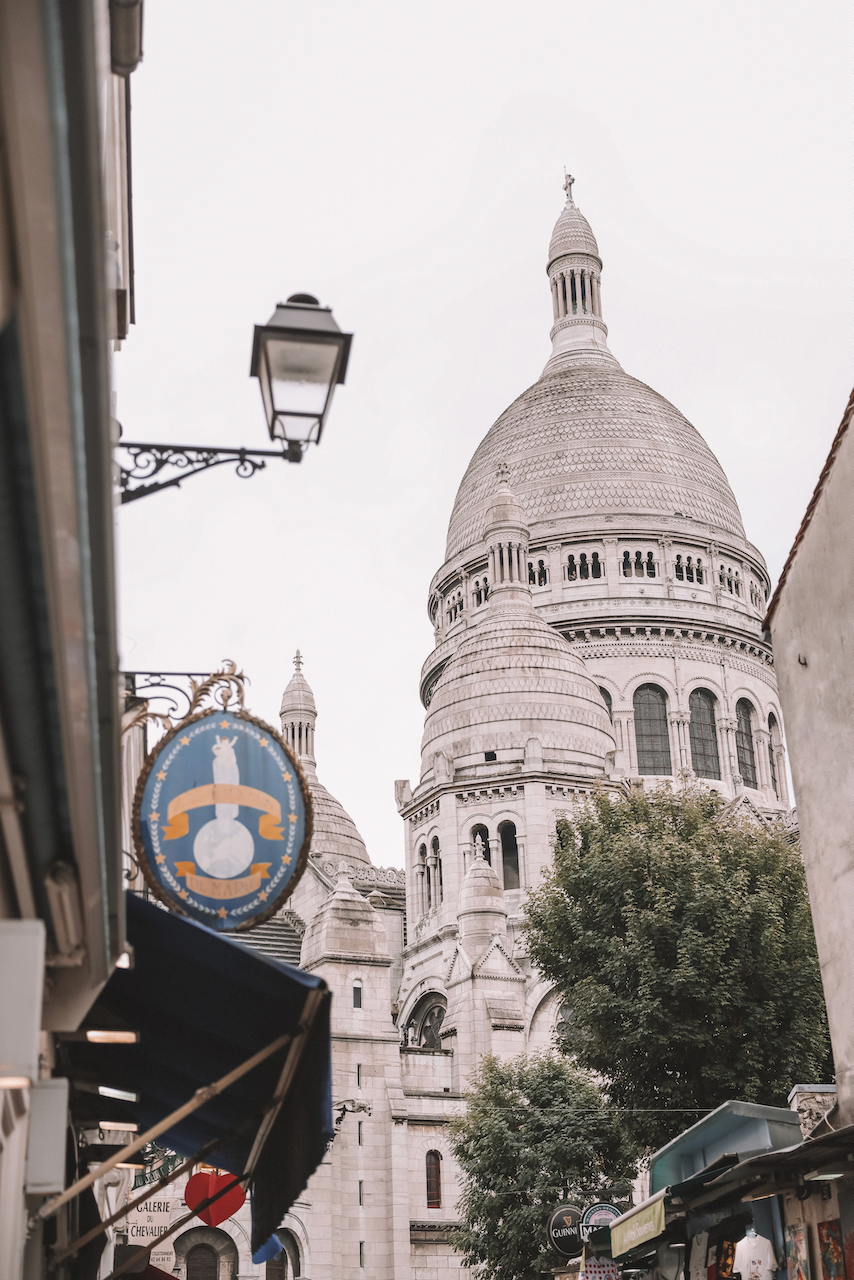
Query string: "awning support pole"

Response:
xmin=244 ymin=985 xmax=325 ymax=1176
xmin=51 ymin=1122 xmax=241 ymax=1263
xmin=38 ymin=1030 xmax=291 ymax=1221
xmin=97 ymin=990 xmax=326 ymax=1280
xmin=102 ymin=1172 xmax=250 ymax=1280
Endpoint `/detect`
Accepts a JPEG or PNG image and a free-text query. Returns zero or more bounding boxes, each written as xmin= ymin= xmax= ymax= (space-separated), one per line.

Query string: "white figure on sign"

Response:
xmin=193 ymin=735 xmax=254 ymax=878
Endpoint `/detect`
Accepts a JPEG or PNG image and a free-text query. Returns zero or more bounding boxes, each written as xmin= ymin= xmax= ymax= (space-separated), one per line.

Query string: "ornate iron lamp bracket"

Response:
xmin=117 ymin=441 xmax=300 ymax=503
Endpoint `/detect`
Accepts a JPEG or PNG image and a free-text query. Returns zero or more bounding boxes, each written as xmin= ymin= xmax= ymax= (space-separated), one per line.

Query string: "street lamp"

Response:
xmin=251 ymin=294 xmax=352 ymax=462
xmin=116 ymin=295 xmax=352 ymax=501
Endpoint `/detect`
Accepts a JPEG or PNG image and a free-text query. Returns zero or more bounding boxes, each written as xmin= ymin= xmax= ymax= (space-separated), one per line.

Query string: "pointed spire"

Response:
xmin=545 ymin=177 xmax=618 ymax=372
xmin=294 ymin=649 xmax=303 ymax=672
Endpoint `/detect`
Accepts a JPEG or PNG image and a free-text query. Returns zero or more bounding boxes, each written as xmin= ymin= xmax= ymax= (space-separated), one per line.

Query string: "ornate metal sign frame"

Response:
xmin=130 ymin=664 xmax=313 ymax=932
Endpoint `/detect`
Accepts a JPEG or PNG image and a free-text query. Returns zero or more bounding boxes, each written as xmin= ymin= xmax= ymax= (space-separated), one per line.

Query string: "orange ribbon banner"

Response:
xmin=174 ymin=862 xmax=272 ymax=899
xmin=161 ymin=784 xmax=285 ymax=841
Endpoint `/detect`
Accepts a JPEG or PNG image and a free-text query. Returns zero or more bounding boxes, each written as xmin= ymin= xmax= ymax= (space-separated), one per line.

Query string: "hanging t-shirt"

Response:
xmin=734 ymin=1234 xmax=778 ymax=1280
xmin=690 ymin=1233 xmax=711 ymax=1280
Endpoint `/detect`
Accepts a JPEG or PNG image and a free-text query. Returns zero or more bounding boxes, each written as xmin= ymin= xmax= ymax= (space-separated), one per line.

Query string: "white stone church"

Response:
xmin=191 ymin=182 xmax=793 ymax=1280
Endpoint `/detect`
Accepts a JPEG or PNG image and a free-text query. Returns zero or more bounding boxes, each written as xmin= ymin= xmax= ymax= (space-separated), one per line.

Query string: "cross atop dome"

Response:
xmin=294 ymin=649 xmax=303 ymax=672
xmin=563 ymin=170 xmax=575 ymax=203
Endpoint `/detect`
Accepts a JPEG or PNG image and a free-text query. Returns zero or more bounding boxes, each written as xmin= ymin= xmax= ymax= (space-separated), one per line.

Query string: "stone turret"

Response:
xmin=457 ymin=842 xmax=507 ymax=958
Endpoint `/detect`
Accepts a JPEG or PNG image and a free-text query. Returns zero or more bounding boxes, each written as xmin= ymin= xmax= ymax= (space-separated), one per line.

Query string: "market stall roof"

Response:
xmin=682 ymin=1122 xmax=854 ymax=1209
xmin=60 ymin=893 xmax=333 ymax=1250
xmin=649 ymin=1101 xmax=802 ymax=1193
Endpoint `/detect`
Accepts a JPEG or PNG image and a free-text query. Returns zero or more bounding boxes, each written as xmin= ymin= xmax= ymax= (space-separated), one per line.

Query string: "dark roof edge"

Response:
xmin=765 ymin=386 xmax=854 ymax=628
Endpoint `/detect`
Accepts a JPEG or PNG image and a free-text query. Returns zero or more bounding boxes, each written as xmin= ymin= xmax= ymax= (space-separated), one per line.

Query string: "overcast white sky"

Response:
xmin=116 ymin=1 xmax=852 ymax=869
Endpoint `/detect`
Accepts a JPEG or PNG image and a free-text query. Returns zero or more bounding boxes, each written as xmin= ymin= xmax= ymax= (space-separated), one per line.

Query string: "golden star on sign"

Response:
xmin=283 ymin=855 xmax=292 ymax=865
xmin=156 ymin=770 xmax=167 ymax=781
xmin=259 ymin=737 xmax=268 ymax=747
xmin=179 ymin=735 xmax=190 ymax=746
xmin=218 ymin=907 xmax=228 ymax=918
xmin=178 ymin=889 xmax=188 ymax=900
xmin=282 ymin=771 xmax=291 ymax=782
xmin=155 ymin=853 xmax=166 ymax=865
xmin=149 ymin=811 xmax=159 ymax=821
xmin=288 ymin=813 xmax=297 ymax=824
xmin=219 ymin=719 xmax=230 ymax=728
xmin=258 ymin=889 xmax=268 ymax=901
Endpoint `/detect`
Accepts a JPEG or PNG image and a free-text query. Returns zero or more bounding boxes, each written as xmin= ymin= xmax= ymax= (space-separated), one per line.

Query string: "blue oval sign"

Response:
xmin=133 ymin=710 xmax=312 ymax=931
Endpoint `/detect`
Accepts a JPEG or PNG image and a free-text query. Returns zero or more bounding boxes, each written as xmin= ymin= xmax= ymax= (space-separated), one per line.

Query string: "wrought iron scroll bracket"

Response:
xmin=117 ymin=441 xmax=301 ymax=503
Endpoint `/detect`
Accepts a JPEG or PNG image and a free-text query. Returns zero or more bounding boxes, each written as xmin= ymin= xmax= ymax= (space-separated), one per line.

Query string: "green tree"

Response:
xmin=449 ymin=1052 xmax=637 ymax=1280
xmin=523 ymin=784 xmax=832 ymax=1151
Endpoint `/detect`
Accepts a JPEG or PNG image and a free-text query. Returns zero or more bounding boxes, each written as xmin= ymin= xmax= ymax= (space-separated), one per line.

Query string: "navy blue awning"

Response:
xmin=65 ymin=893 xmax=332 ymax=1250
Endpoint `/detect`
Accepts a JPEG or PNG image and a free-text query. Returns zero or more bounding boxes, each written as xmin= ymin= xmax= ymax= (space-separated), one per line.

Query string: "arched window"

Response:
xmin=267 ymin=1231 xmax=302 ymax=1279
xmin=405 ymin=994 xmax=447 ymax=1049
xmin=736 ymin=699 xmax=757 ymax=788
xmin=591 ymin=552 xmax=603 ymax=579
xmin=353 ymin=979 xmax=363 ymax=1009
xmin=579 ymin=553 xmax=589 ymax=579
xmin=498 ymin=820 xmax=520 ymax=890
xmin=432 ymin=835 xmax=443 ymax=905
xmin=418 ymin=843 xmax=428 ymax=915
xmin=768 ymin=713 xmax=780 ymax=797
xmin=695 ymin=558 xmax=704 ymax=584
xmin=633 ymin=685 xmax=672 ymax=775
xmin=426 ymin=1150 xmax=442 ymax=1208
xmin=634 ymin=550 xmax=644 ymax=577
xmin=675 ymin=554 xmax=684 ymax=580
xmin=187 ymin=1245 xmax=218 ymax=1280
xmin=646 ymin=551 xmax=656 ymax=578
xmin=567 ymin=554 xmax=577 ymax=581
xmin=537 ymin=559 xmax=548 ymax=585
xmin=598 ymin=686 xmax=613 ymax=722
xmin=471 ymin=824 xmax=491 ymax=865
xmin=622 ymin=550 xmax=632 ymax=577
xmin=688 ymin=689 xmax=721 ymax=779
xmin=528 ymin=560 xmax=536 ymax=584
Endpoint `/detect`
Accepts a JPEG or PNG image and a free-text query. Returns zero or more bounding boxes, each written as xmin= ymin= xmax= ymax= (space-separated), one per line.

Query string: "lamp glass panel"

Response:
xmin=265 ymin=337 xmax=339 ymax=415
xmin=270 ymin=412 xmax=324 ymax=444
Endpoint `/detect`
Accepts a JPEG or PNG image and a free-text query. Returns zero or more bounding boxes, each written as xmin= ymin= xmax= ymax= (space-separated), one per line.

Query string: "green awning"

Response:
xmin=610 ymin=1190 xmax=666 ymax=1257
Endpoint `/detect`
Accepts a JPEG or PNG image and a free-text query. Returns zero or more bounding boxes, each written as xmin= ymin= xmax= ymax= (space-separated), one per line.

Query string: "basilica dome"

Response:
xmin=445 ymin=363 xmax=746 ymax=561
xmin=421 ymin=599 xmax=615 ymax=781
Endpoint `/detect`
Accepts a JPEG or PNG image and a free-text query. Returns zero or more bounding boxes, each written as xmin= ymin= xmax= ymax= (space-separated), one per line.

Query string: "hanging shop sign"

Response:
xmin=131 ymin=666 xmax=313 ymax=932
xmin=581 ymin=1203 xmax=622 ymax=1233
xmin=548 ymin=1204 xmax=584 ymax=1258
xmin=125 ymin=1195 xmax=176 ymax=1273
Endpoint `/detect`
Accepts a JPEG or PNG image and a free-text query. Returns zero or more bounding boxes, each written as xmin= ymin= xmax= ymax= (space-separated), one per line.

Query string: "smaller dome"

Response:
xmin=280 ymin=649 xmax=317 ymax=718
xmin=548 ymin=199 xmax=599 ymax=264
xmin=458 ymin=847 xmax=508 ymax=953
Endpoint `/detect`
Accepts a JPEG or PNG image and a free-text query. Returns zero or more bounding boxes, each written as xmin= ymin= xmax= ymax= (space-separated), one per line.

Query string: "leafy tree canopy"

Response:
xmin=449 ymin=1052 xmax=637 ymax=1280
xmin=523 ymin=785 xmax=832 ymax=1150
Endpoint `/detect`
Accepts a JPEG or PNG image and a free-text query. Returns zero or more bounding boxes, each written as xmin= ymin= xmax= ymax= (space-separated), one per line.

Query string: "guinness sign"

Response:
xmin=548 ymin=1204 xmax=583 ymax=1259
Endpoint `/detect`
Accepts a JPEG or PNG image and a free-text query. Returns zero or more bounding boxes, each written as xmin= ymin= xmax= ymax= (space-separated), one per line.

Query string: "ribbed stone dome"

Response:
xmin=548 ymin=200 xmax=600 ymax=263
xmin=421 ymin=601 xmax=614 ymax=779
xmin=445 ymin=363 xmax=746 ymax=560
xmin=308 ymin=780 xmax=371 ymax=866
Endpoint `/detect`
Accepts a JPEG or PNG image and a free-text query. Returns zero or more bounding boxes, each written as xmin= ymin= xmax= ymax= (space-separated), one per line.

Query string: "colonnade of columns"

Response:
xmin=487 ymin=540 xmax=526 ymax=585
xmin=550 ymin=266 xmax=602 ymax=321
xmin=283 ymin=720 xmax=314 ymax=759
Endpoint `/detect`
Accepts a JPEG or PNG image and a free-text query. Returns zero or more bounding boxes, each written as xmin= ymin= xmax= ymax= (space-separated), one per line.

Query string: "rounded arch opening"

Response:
xmin=633 ymin=684 xmax=672 ymax=775
xmin=498 ymin=820 xmax=520 ymax=890
xmin=735 ymin=698 xmax=757 ymax=788
xmin=688 ymin=688 xmax=720 ymax=780
xmin=404 ymin=991 xmax=447 ymax=1049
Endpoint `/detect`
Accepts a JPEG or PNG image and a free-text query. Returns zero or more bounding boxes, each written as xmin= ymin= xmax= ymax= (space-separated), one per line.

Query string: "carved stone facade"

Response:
xmin=206 ymin=184 xmax=791 ymax=1280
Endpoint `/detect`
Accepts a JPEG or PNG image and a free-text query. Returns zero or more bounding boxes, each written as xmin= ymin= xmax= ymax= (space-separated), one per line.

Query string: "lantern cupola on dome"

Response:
xmin=546 ymin=173 xmax=617 ymax=371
